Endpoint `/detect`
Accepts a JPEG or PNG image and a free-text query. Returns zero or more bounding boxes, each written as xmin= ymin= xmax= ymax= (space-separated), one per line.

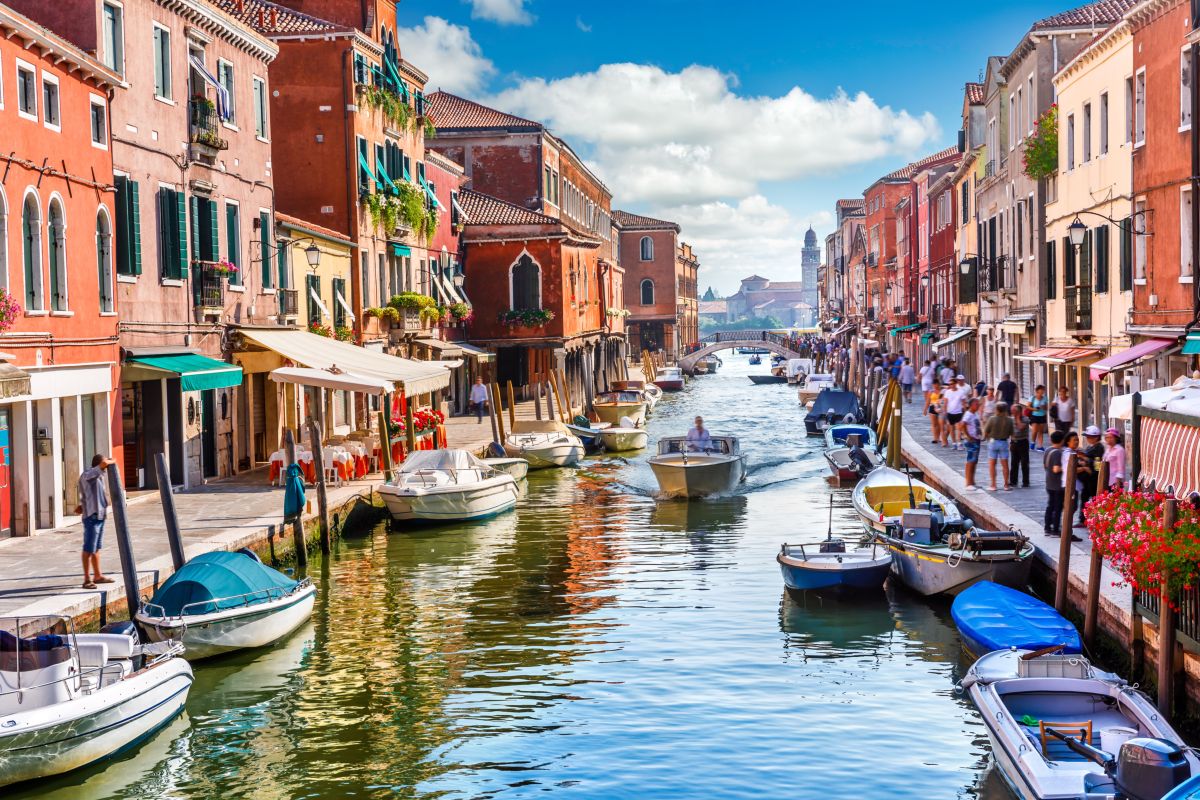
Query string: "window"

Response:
xmin=47 ymin=199 xmax=67 ymax=310
xmin=1120 ymin=215 xmax=1133 ymax=291
xmin=332 ymin=277 xmax=347 ymax=329
xmin=1134 ymin=199 xmax=1148 ymax=280
xmin=1100 ymin=92 xmax=1109 ymax=155
xmin=102 ymin=2 xmax=124 ymax=75
xmin=157 ymin=187 xmax=187 ymax=280
xmin=21 ymin=195 xmax=43 ymax=310
xmin=1046 ymin=239 xmax=1057 ymax=300
xmin=960 ymin=181 xmax=970 ymax=225
xmin=1125 ymin=76 xmax=1135 ymax=144
xmin=306 ymin=273 xmax=321 ymax=322
xmin=42 ymin=75 xmax=60 ymax=130
xmin=217 ymin=60 xmax=235 ymax=124
xmin=16 ymin=62 xmax=36 ymax=119
xmin=1066 ymin=113 xmax=1075 ymax=170
xmin=1008 ymin=94 xmax=1016 ymax=149
xmin=1016 ymin=87 xmax=1024 ymax=142
xmin=356 ymin=137 xmax=370 ymax=194
xmin=278 ymin=236 xmax=290 ymax=293
xmin=1028 ymin=76 xmax=1035 ymax=135
xmin=97 ymin=210 xmax=113 ymax=313
xmin=252 ymin=76 xmax=267 ymax=139
xmin=1183 ymin=48 xmax=1193 ymax=130
xmin=640 ymin=278 xmax=655 ymax=305
xmin=153 ymin=24 xmax=171 ymax=100
xmin=1082 ymin=103 xmax=1092 ymax=162
xmin=1134 ymin=69 xmax=1146 ymax=146
xmin=1016 ymin=202 xmax=1024 ymax=260
xmin=90 ymin=97 xmax=107 ymax=147
xmin=1183 ymin=186 xmax=1194 ymax=280
xmin=1094 ymin=225 xmax=1109 ymax=294
xmin=114 ymin=176 xmax=141 ymax=276
xmin=225 ymin=202 xmax=241 ymax=285
xmin=510 ymin=253 xmax=540 ymax=310
xmin=640 ymin=236 xmax=654 ymax=261
xmin=258 ymin=211 xmax=273 ymax=289
xmin=361 ymin=252 xmax=371 ymax=309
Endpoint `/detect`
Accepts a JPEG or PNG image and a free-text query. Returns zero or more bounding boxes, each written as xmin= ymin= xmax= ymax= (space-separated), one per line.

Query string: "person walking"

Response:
xmin=939 ymin=360 xmax=956 ymax=387
xmin=1050 ymin=386 xmax=1076 ymax=435
xmin=944 ymin=376 xmax=969 ymax=449
xmin=1103 ymin=427 xmax=1126 ymax=490
xmin=76 ymin=454 xmax=115 ymax=590
xmin=997 ymin=373 xmax=1018 ymax=406
xmin=898 ymin=358 xmax=915 ymax=404
xmin=1077 ymin=425 xmax=1104 ymax=523
xmin=962 ymin=398 xmax=983 ymax=490
xmin=1061 ymin=431 xmax=1087 ymax=538
xmin=981 ymin=387 xmax=998 ymax=424
xmin=927 ymin=380 xmax=943 ymax=445
xmin=1043 ymin=431 xmax=1066 ymax=536
xmin=469 ymin=377 xmax=490 ymax=423
xmin=1028 ymin=385 xmax=1049 ymax=451
xmin=1008 ymin=403 xmax=1031 ymax=488
xmin=919 ymin=359 xmax=935 ymax=410
xmin=983 ymin=401 xmax=1014 ymax=491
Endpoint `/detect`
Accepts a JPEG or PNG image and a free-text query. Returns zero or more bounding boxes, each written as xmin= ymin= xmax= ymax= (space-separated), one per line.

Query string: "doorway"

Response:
xmin=0 ymin=408 xmax=12 ymax=536
xmin=201 ymin=389 xmax=217 ymax=478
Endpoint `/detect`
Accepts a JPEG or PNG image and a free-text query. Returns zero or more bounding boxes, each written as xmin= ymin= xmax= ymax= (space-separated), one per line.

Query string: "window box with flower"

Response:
xmin=499 ymin=308 xmax=555 ymax=328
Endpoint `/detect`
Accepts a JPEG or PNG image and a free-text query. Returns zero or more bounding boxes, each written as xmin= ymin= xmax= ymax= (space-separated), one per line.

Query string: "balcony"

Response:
xmin=278 ymin=288 xmax=299 ymax=317
xmin=188 ymin=98 xmax=228 ymax=165
xmin=1065 ymin=286 xmax=1092 ymax=334
xmin=195 ymin=266 xmax=225 ymax=315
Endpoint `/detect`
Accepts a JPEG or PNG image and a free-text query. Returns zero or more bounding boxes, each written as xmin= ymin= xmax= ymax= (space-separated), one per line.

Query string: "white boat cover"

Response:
xmin=399 ymin=450 xmax=490 ymax=473
xmin=511 ymin=420 xmax=571 ymax=435
xmin=1109 ymin=377 xmax=1200 ymax=420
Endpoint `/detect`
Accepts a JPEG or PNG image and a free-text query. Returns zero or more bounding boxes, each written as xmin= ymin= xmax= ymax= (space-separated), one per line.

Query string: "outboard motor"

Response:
xmin=1052 ymin=730 xmax=1192 ymax=800
xmin=99 ymin=620 xmax=139 ymax=641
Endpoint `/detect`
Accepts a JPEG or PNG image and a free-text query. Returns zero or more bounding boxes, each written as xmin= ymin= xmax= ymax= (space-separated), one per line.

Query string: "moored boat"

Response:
xmin=600 ymin=427 xmax=649 ymax=452
xmin=851 ymin=466 xmax=962 ymax=535
xmin=137 ymin=551 xmax=317 ymax=659
xmin=805 ymin=389 xmax=865 ymax=436
xmin=785 ymin=358 xmax=815 ymax=384
xmin=378 ymin=450 xmax=520 ymax=523
xmin=749 ymin=374 xmax=788 ymax=385
xmin=482 ymin=456 xmax=529 ymax=481
xmin=777 ymin=539 xmax=892 ymax=594
xmin=701 ymin=354 xmax=722 ymax=373
xmin=653 ymin=366 xmax=685 ymax=391
xmin=593 ymin=390 xmax=648 ymax=426
xmin=642 ymin=383 xmax=663 ymax=410
xmin=648 ymin=434 xmax=746 ymax=498
xmin=963 ymin=648 xmax=1199 ymax=800
xmin=565 ymin=419 xmax=607 ymax=453
xmin=797 ymin=373 xmax=837 ymax=404
xmin=951 ymin=581 xmax=1081 ymax=659
xmin=503 ymin=420 xmax=585 ymax=468
xmin=0 ymin=617 xmax=193 ymax=788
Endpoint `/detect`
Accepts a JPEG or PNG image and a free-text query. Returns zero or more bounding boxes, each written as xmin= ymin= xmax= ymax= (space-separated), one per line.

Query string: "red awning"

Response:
xmin=1013 ymin=346 xmax=1104 ymax=365
xmin=1088 ymin=338 xmax=1176 ymax=381
xmin=1138 ymin=416 xmax=1200 ymax=499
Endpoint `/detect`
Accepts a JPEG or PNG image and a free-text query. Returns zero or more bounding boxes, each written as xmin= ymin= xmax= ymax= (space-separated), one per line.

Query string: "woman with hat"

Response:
xmin=1076 ymin=425 xmax=1104 ymax=523
xmin=1102 ymin=427 xmax=1126 ymax=491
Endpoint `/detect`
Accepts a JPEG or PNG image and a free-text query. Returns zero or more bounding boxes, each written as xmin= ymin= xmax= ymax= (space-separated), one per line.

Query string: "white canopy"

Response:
xmin=269 ymin=366 xmax=394 ymax=396
xmin=242 ymin=328 xmax=450 ymax=395
xmin=1108 ymin=377 xmax=1200 ymax=420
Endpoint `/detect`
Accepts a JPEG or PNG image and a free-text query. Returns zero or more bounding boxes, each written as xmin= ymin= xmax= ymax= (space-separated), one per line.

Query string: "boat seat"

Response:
xmin=77 ymin=640 xmax=108 ymax=672
xmin=0 ymin=658 xmax=75 ymax=713
xmin=75 ymin=632 xmax=136 ymax=659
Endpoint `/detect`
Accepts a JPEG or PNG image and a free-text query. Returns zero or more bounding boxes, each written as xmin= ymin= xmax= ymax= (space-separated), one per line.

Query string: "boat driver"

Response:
xmin=686 ymin=416 xmax=713 ymax=452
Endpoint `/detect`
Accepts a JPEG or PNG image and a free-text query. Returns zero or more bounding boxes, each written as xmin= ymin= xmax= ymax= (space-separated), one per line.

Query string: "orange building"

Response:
xmin=614 ymin=211 xmax=685 ymax=357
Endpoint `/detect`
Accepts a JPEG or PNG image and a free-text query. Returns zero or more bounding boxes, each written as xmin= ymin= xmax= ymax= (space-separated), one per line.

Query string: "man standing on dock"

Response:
xmin=469 ymin=377 xmax=490 ymax=423
xmin=76 ymin=454 xmax=114 ymax=590
xmin=1043 ymin=432 xmax=1066 ymax=537
xmin=898 ymin=358 xmax=915 ymax=404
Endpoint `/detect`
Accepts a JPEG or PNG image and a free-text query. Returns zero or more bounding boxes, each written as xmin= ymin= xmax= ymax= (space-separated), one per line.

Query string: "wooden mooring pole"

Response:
xmin=1054 ymin=454 xmax=1077 ymax=613
xmin=1082 ymin=461 xmax=1108 ymax=650
xmin=283 ymin=428 xmax=308 ymax=568
xmin=506 ymin=381 xmax=517 ymax=429
xmin=153 ymin=452 xmax=185 ymax=572
xmin=378 ymin=398 xmax=394 ymax=482
xmin=105 ymin=462 xmax=141 ymax=620
xmin=1159 ymin=498 xmax=1179 ymax=716
xmin=307 ymin=420 xmax=331 ymax=554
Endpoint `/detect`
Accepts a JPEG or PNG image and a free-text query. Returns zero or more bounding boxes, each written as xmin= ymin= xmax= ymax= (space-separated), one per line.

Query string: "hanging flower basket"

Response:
xmin=499 ymin=308 xmax=555 ymax=328
xmin=0 ymin=289 xmax=22 ymax=332
xmin=203 ymin=259 xmax=239 ymax=278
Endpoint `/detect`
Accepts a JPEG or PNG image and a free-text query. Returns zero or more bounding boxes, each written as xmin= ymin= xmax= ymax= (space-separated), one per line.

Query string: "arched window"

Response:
xmin=22 ymin=193 xmax=43 ymax=311
xmin=639 ymin=236 xmax=653 ymax=261
xmin=640 ymin=278 xmax=654 ymax=306
xmin=47 ymin=198 xmax=67 ymax=311
xmin=510 ymin=253 xmax=540 ymax=310
xmin=96 ymin=209 xmax=114 ymax=313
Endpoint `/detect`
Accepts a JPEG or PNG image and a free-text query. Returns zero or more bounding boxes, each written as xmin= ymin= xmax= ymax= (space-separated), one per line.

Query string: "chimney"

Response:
xmin=271 ymin=8 xmax=278 ymax=28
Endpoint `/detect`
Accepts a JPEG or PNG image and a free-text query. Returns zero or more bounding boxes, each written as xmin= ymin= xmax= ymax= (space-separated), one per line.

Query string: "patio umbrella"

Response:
xmin=283 ymin=463 xmax=306 ymax=523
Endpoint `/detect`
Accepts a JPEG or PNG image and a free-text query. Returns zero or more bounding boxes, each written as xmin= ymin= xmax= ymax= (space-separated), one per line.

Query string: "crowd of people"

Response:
xmin=866 ymin=353 xmax=1128 ymax=538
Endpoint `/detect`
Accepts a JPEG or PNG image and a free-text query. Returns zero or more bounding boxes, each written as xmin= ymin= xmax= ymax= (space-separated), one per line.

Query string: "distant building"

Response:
xmin=725 ymin=276 xmax=816 ymax=328
xmin=615 ymin=210 xmax=696 ymax=358
xmin=698 ymin=299 xmax=729 ymax=325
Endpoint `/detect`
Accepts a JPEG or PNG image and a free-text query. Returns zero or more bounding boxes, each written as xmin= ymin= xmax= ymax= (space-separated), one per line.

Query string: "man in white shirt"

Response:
xmin=685 ymin=416 xmax=713 ymax=452
xmin=939 ymin=361 xmax=956 ymax=386
xmin=943 ymin=376 xmax=969 ymax=449
xmin=469 ymin=377 xmax=490 ymax=423
xmin=919 ymin=360 xmax=935 ymax=410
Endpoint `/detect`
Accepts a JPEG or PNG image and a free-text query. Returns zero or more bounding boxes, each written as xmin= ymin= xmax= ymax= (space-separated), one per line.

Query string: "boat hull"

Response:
xmin=503 ymin=438 xmax=584 ymax=468
xmin=599 ymin=429 xmax=649 ymax=452
xmin=877 ymin=539 xmax=1033 ymax=596
xmin=379 ymin=480 xmax=519 ymax=523
xmin=593 ymin=402 xmax=646 ymax=426
xmin=823 ymin=448 xmax=881 ymax=482
xmin=653 ymin=379 xmax=683 ymax=391
xmin=649 ymin=455 xmax=745 ymax=497
xmin=749 ymin=375 xmax=788 ymax=385
xmin=483 ymin=457 xmax=529 ymax=481
xmin=0 ymin=658 xmax=193 ymax=788
xmin=777 ymin=553 xmax=891 ymax=593
xmin=138 ymin=585 xmax=317 ymax=659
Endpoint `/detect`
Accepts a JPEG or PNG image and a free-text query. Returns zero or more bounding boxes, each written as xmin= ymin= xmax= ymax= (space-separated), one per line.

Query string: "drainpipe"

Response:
xmin=1190 ymin=38 xmax=1200 ymax=334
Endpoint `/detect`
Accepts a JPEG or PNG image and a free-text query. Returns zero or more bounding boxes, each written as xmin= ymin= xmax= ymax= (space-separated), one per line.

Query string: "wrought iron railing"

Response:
xmin=1065 ymin=286 xmax=1092 ymax=332
xmin=278 ymin=288 xmax=299 ymax=316
xmin=1135 ymin=587 xmax=1200 ymax=654
xmin=196 ymin=268 xmax=224 ymax=310
xmin=188 ymin=99 xmax=228 ymax=150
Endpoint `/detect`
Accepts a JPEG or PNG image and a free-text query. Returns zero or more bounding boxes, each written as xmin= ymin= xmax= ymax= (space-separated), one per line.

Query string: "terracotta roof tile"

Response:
xmin=206 ymin=0 xmax=342 ymax=35
xmin=1032 ymin=0 xmax=1139 ymax=30
xmin=458 ymin=189 xmax=556 ymax=226
xmin=426 ymin=92 xmax=541 ymax=131
xmin=836 ymin=198 xmax=865 ymax=210
xmin=613 ymin=209 xmax=681 ymax=232
xmin=966 ymin=82 xmax=985 ymax=104
xmin=882 ymin=146 xmax=962 ymax=181
xmin=275 ymin=212 xmax=353 ymax=244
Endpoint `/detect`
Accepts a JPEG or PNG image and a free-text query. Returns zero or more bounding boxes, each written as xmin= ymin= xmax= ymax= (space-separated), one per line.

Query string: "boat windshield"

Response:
xmin=400 ymin=450 xmax=490 ymax=473
xmin=658 ymin=436 xmax=736 ymax=455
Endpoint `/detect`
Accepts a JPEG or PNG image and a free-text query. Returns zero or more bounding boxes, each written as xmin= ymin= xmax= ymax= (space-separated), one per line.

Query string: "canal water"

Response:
xmin=21 ymin=357 xmax=1015 ymax=800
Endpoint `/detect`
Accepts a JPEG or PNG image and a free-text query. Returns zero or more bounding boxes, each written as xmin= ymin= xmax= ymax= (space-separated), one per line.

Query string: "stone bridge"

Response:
xmin=678 ymin=331 xmax=807 ymax=375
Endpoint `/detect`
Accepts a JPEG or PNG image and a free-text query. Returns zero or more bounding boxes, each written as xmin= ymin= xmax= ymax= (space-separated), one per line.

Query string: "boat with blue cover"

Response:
xmin=952 ymin=581 xmax=1081 ymax=659
xmin=136 ymin=551 xmax=316 ymax=660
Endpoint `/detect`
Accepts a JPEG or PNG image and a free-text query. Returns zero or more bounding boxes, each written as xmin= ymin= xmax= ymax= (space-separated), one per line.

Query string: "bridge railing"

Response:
xmin=700 ymin=330 xmax=771 ymax=344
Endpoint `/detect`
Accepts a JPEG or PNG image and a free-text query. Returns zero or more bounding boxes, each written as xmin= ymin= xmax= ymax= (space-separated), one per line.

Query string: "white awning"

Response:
xmin=309 ymin=286 xmax=331 ymax=320
xmin=269 ymin=366 xmax=393 ymax=396
xmin=452 ymin=195 xmax=470 ymax=223
xmin=932 ymin=328 xmax=975 ymax=350
xmin=436 ymin=271 xmax=465 ymax=305
xmin=450 ymin=341 xmax=494 ymax=362
xmin=241 ymin=328 xmax=450 ymax=395
xmin=335 ymin=286 xmax=356 ymax=322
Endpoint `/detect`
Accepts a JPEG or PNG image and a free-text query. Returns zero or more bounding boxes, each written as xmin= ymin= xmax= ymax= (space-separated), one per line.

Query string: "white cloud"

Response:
xmin=489 ymin=63 xmax=939 ymax=206
xmin=576 ymin=16 xmax=592 ymax=33
xmin=396 ymin=17 xmax=496 ymax=96
xmin=465 ymin=0 xmax=533 ymax=25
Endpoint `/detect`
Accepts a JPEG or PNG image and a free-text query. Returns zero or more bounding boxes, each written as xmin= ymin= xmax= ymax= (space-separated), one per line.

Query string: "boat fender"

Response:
xmin=237 ymin=547 xmax=263 ymax=563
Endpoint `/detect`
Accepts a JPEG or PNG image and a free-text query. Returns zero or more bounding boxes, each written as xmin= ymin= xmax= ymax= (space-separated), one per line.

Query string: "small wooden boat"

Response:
xmin=823 ymin=438 xmax=883 ymax=482
xmin=653 ymin=366 xmax=684 ymax=391
xmin=778 ymin=540 xmax=892 ymax=593
xmin=599 ymin=427 xmax=649 ymax=452
xmin=851 ymin=466 xmax=963 ymax=535
xmin=649 ymin=435 xmax=746 ymax=497
xmin=749 ymin=374 xmax=788 ymax=385
xmin=483 ymin=456 xmax=529 ymax=481
xmin=693 ymin=360 xmax=708 ymax=375
xmin=805 ymin=389 xmax=865 ymax=436
xmin=785 ymin=358 xmax=815 ymax=384
xmin=503 ymin=420 xmax=585 ymax=468
xmin=378 ymin=450 xmax=520 ymax=523
xmin=0 ymin=617 xmax=192 ymax=788
xmin=797 ymin=373 xmax=837 ymax=404
xmin=951 ymin=581 xmax=1081 ymax=659
xmin=749 ymin=354 xmax=762 ymax=365
xmin=593 ymin=390 xmax=647 ymax=426
xmin=566 ymin=419 xmax=608 ymax=453
xmin=963 ymin=648 xmax=1199 ymax=800
xmin=137 ymin=551 xmax=317 ymax=659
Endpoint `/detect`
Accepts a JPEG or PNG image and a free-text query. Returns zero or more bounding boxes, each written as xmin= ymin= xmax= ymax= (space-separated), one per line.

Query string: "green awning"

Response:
xmin=890 ymin=322 xmax=924 ymax=335
xmin=920 ymin=332 xmax=934 ymax=344
xmin=391 ymin=243 xmax=411 ymax=257
xmin=1184 ymin=331 xmax=1200 ymax=356
xmin=127 ymin=353 xmax=243 ymax=392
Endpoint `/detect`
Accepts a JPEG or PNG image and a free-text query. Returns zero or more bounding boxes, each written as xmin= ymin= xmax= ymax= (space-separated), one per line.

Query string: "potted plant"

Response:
xmin=0 ymin=288 xmax=22 ymax=331
xmin=308 ymin=320 xmax=333 ymax=338
xmin=499 ymin=308 xmax=555 ymax=329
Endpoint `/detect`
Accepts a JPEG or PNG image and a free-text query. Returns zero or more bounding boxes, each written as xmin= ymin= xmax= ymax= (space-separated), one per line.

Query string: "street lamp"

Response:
xmin=959 ymin=256 xmax=974 ymax=275
xmin=1068 ymin=216 xmax=1088 ymax=249
xmin=304 ymin=243 xmax=321 ymax=270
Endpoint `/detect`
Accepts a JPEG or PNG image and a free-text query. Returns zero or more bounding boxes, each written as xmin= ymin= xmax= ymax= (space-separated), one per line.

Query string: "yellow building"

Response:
xmin=1041 ymin=19 xmax=1133 ymax=427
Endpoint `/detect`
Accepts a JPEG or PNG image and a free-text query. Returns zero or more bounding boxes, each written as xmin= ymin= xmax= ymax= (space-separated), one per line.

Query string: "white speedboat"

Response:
xmin=786 ymin=358 xmax=815 ymax=384
xmin=503 ymin=420 xmax=585 ymax=468
xmin=653 ymin=367 xmax=684 ymax=391
xmin=593 ymin=390 xmax=648 ymax=426
xmin=963 ymin=648 xmax=1200 ymax=800
xmin=379 ymin=449 xmax=520 ymax=523
xmin=136 ymin=550 xmax=316 ymax=660
xmin=642 ymin=383 xmax=663 ymax=410
xmin=483 ymin=456 xmax=529 ymax=481
xmin=648 ymin=435 xmax=746 ymax=498
xmin=600 ymin=427 xmax=649 ymax=452
xmin=798 ymin=373 xmax=837 ymax=403
xmin=0 ymin=617 xmax=193 ymax=788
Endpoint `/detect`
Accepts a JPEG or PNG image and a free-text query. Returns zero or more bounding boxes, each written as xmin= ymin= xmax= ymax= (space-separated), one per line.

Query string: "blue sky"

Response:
xmin=397 ymin=0 xmax=1087 ymax=294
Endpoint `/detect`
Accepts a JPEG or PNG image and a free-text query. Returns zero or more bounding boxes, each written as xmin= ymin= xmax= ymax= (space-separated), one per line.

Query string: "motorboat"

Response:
xmin=701 ymin=354 xmax=722 ymax=373
xmin=482 ymin=456 xmax=529 ymax=482
xmin=0 ymin=616 xmax=193 ymax=788
xmin=737 ymin=346 xmax=770 ymax=355
xmin=693 ymin=360 xmax=709 ymax=375
xmin=823 ymin=429 xmax=883 ymax=482
xmin=854 ymin=467 xmax=1034 ymax=595
xmin=565 ymin=418 xmax=608 ymax=453
xmin=593 ymin=390 xmax=648 ymax=426
xmin=952 ymin=581 xmax=1081 ymax=659
xmin=653 ymin=366 xmax=684 ymax=391
xmin=503 ymin=420 xmax=585 ymax=468
xmin=378 ymin=449 xmax=520 ymax=523
xmin=963 ymin=648 xmax=1199 ymax=800
xmin=749 ymin=354 xmax=762 ymax=365
xmin=642 ymin=383 xmax=663 ymax=410
xmin=648 ymin=434 xmax=746 ymax=498
xmin=786 ymin=358 xmax=815 ymax=384
xmin=599 ymin=426 xmax=649 ymax=452
xmin=749 ymin=373 xmax=788 ymax=385
xmin=797 ymin=373 xmax=837 ymax=404
xmin=777 ymin=539 xmax=891 ymax=594
xmin=137 ymin=551 xmax=317 ymax=659
xmin=805 ymin=389 xmax=866 ymax=436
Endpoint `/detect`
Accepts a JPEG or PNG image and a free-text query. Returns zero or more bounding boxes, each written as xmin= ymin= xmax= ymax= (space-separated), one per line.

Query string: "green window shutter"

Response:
xmin=332 ymin=277 xmax=345 ymax=329
xmin=175 ymin=190 xmax=188 ymax=279
xmin=260 ymin=212 xmax=272 ymax=288
xmin=1046 ymin=240 xmax=1057 ymax=300
xmin=277 ymin=237 xmax=288 ymax=290
xmin=401 ymin=152 xmax=411 ymax=182
xmin=114 ymin=177 xmax=130 ymax=276
xmin=1120 ymin=219 xmax=1133 ymax=292
xmin=130 ymin=181 xmax=142 ymax=275
xmin=206 ymin=198 xmax=219 ymax=262
xmin=189 ymin=195 xmax=200 ymax=264
xmin=22 ymin=204 xmax=35 ymax=307
xmin=225 ymin=203 xmax=240 ymax=285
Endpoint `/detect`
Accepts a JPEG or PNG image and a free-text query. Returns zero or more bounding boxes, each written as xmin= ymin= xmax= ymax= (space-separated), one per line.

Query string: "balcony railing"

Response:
xmin=196 ymin=267 xmax=224 ymax=311
xmin=278 ymin=288 xmax=299 ymax=316
xmin=1065 ymin=286 xmax=1092 ymax=333
xmin=188 ymin=98 xmax=228 ymax=154
xmin=983 ymin=160 xmax=996 ymax=179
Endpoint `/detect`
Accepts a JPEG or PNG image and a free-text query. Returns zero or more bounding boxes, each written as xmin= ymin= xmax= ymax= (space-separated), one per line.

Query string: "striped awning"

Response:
xmin=1138 ymin=416 xmax=1200 ymax=499
xmin=1013 ymin=346 xmax=1103 ymax=365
